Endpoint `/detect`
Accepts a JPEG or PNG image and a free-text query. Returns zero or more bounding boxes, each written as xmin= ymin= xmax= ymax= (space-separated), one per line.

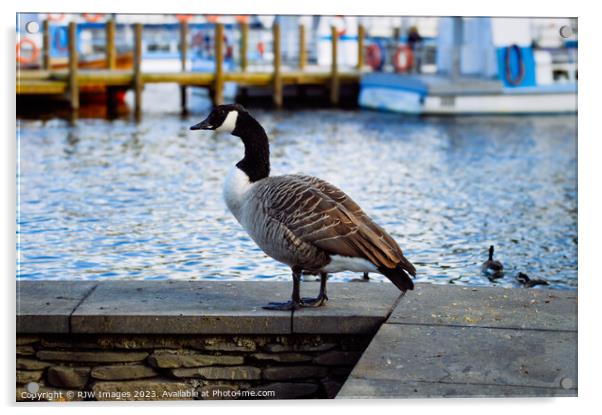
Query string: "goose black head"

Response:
xmin=190 ymin=104 xmax=246 ymax=134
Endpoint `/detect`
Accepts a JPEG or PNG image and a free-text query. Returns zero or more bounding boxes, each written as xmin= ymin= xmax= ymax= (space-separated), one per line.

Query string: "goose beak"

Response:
xmin=190 ymin=119 xmax=212 ymax=130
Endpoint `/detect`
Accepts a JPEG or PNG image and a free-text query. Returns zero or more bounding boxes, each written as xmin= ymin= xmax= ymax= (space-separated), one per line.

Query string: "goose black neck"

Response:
xmin=488 ymin=246 xmax=494 ymax=261
xmin=232 ymin=111 xmax=270 ymax=182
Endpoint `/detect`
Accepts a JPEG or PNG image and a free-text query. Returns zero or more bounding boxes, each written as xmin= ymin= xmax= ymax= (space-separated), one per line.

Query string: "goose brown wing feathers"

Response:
xmin=257 ymin=175 xmax=415 ymax=274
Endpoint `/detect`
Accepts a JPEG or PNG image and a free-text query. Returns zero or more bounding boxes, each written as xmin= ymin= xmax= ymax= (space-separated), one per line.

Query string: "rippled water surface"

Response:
xmin=17 ymin=93 xmax=577 ymax=289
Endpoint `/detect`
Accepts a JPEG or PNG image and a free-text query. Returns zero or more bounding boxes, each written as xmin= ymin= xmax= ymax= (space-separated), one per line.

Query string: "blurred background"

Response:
xmin=16 ymin=14 xmax=577 ymax=290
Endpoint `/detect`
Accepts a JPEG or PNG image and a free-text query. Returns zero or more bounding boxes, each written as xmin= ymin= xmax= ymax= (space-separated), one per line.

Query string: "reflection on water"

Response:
xmin=17 ymin=90 xmax=577 ymax=290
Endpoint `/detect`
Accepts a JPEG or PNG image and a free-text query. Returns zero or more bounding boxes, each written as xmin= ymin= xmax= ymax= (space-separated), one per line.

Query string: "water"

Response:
xmin=17 ymin=92 xmax=577 ymax=290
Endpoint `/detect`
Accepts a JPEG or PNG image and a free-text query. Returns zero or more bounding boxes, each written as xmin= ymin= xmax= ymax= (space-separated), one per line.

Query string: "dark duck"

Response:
xmin=190 ymin=104 xmax=416 ymax=310
xmin=516 ymin=272 xmax=549 ymax=288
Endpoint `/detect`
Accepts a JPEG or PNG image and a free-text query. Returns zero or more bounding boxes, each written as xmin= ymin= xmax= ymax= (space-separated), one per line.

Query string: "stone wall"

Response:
xmin=16 ymin=333 xmax=372 ymax=401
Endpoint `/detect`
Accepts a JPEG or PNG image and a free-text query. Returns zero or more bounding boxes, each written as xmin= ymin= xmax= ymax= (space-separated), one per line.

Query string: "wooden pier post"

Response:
xmin=330 ymin=26 xmax=339 ymax=106
xmin=272 ymin=23 xmax=282 ymax=108
xmin=298 ymin=24 xmax=306 ymax=70
xmin=106 ymin=19 xmax=116 ymax=70
xmin=357 ymin=24 xmax=365 ymax=70
xmin=105 ymin=19 xmax=118 ymax=118
xmin=133 ymin=23 xmax=143 ymax=120
xmin=180 ymin=20 xmax=189 ymax=115
xmin=213 ymin=23 xmax=225 ymax=106
xmin=42 ymin=20 xmax=50 ymax=70
xmin=68 ymin=22 xmax=79 ymax=121
xmin=240 ymin=21 xmax=248 ymax=72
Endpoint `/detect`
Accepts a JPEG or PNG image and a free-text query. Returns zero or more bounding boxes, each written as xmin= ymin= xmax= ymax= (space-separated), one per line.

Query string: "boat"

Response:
xmin=358 ymin=17 xmax=577 ymax=114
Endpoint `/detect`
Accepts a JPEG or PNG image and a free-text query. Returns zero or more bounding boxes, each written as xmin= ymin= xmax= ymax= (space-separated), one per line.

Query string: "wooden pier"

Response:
xmin=17 ymin=20 xmax=366 ymax=121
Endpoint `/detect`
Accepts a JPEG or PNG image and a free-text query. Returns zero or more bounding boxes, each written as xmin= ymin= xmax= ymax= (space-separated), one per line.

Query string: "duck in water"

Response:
xmin=516 ymin=272 xmax=549 ymax=288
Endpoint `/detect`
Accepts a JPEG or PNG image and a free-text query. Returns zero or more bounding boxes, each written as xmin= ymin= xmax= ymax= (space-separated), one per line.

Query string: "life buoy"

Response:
xmin=257 ymin=41 xmax=265 ymax=57
xmin=366 ymin=43 xmax=384 ymax=71
xmin=83 ymin=13 xmax=104 ymax=23
xmin=235 ymin=15 xmax=249 ymax=24
xmin=47 ymin=13 xmax=64 ymax=22
xmin=504 ymin=44 xmax=525 ymax=86
xmin=205 ymin=15 xmax=219 ymax=23
xmin=16 ymin=38 xmax=40 ymax=64
xmin=176 ymin=14 xmax=193 ymax=23
xmin=393 ymin=45 xmax=413 ymax=73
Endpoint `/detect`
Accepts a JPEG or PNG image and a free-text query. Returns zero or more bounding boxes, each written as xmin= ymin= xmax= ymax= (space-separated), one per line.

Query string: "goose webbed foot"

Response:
xmin=263 ymin=267 xmax=303 ymax=311
xmin=300 ymin=272 xmax=328 ymax=307
xmin=301 ymin=293 xmax=328 ymax=307
xmin=263 ymin=300 xmax=301 ymax=311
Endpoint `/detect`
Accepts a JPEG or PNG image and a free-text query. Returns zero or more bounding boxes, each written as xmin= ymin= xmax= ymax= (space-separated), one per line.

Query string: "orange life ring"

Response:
xmin=16 ymin=38 xmax=40 ymax=64
xmin=83 ymin=13 xmax=104 ymax=23
xmin=393 ymin=45 xmax=413 ymax=73
xmin=366 ymin=44 xmax=384 ymax=71
xmin=205 ymin=15 xmax=219 ymax=23
xmin=235 ymin=15 xmax=249 ymax=24
xmin=176 ymin=14 xmax=193 ymax=23
xmin=47 ymin=13 xmax=64 ymax=22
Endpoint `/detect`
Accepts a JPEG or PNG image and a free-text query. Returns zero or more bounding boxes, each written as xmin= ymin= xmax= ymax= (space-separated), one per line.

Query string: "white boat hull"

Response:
xmin=359 ymin=86 xmax=577 ymax=115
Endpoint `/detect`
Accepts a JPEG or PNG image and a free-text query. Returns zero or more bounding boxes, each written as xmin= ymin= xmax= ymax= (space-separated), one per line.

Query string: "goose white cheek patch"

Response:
xmin=216 ymin=111 xmax=238 ymax=133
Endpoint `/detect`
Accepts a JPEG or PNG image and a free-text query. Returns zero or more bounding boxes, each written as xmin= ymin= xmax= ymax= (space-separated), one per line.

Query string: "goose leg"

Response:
xmin=263 ymin=267 xmax=302 ymax=311
xmin=363 ymin=272 xmax=370 ymax=281
xmin=301 ymin=272 xmax=329 ymax=307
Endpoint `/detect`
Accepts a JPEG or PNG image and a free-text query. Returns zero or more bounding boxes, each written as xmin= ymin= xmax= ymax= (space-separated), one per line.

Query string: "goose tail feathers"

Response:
xmin=378 ymin=262 xmax=415 ymax=293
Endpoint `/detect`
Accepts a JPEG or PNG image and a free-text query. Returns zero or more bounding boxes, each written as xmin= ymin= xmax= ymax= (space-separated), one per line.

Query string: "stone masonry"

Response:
xmin=17 ymin=333 xmax=371 ymax=401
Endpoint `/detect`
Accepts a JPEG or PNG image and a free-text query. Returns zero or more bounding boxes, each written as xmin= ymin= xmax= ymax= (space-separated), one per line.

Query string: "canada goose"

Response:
xmin=482 ymin=245 xmax=504 ymax=277
xmin=190 ymin=104 xmax=416 ymax=310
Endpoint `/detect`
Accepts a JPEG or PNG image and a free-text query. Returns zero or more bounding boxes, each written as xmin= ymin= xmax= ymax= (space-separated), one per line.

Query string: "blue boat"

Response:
xmin=359 ymin=17 xmax=577 ymax=114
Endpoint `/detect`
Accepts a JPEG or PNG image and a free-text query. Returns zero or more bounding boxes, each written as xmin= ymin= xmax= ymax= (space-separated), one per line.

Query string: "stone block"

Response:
xmin=17 ymin=335 xmax=40 ymax=345
xmin=91 ymin=365 xmax=158 ymax=380
xmin=47 ymin=366 xmax=91 ymax=389
xmin=252 ymin=352 xmax=312 ymax=363
xmin=262 ymin=342 xmax=337 ymax=353
xmin=16 ymin=358 xmax=52 ymax=370
xmin=337 ymin=377 xmax=578 ymax=399
xmin=148 ymin=351 xmax=244 ymax=368
xmin=17 ymin=281 xmax=97 ymax=333
xmin=340 ymin=323 xmax=577 ymax=397
xmin=37 ymin=350 xmax=148 ymax=363
xmin=17 ymin=370 xmax=43 ymax=384
xmin=71 ymin=281 xmax=292 ymax=334
xmin=17 ymin=345 xmax=36 ymax=356
xmin=389 ymin=283 xmax=577 ymax=331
